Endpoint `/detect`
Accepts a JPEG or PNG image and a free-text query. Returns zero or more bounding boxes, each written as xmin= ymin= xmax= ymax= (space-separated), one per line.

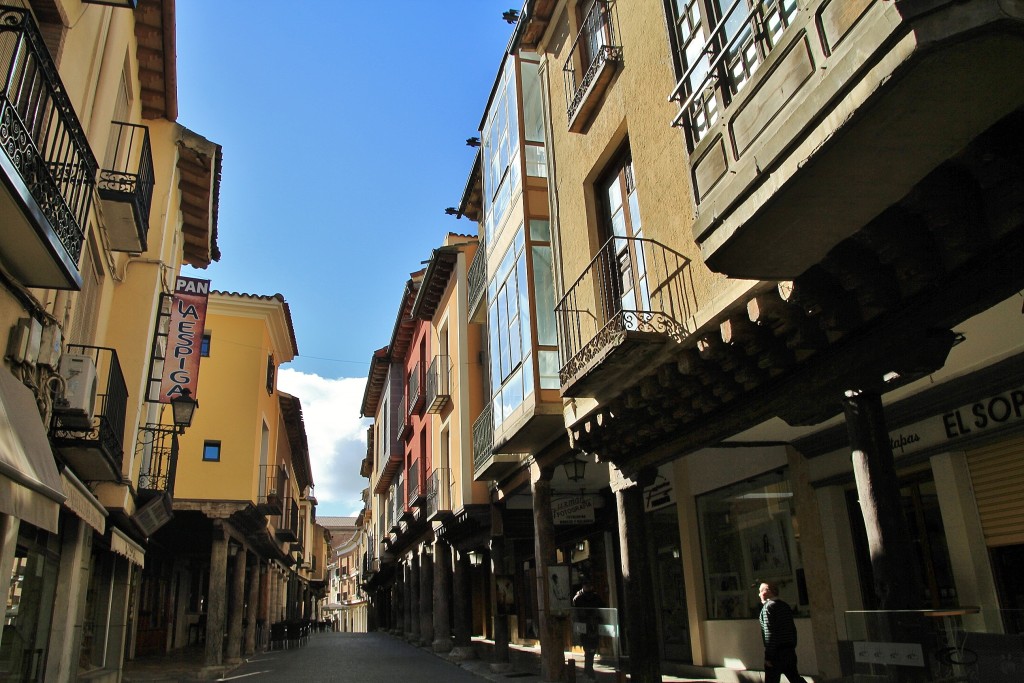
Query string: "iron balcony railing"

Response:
xmin=425 ymin=354 xmax=451 ymax=413
xmin=669 ymin=0 xmax=797 ymax=146
xmin=407 ymin=460 xmax=420 ymax=505
xmin=472 ymin=402 xmax=494 ymax=474
xmin=276 ymin=494 xmax=299 ymax=542
xmin=425 ymin=468 xmax=451 ymax=520
xmin=407 ymin=361 xmax=425 ymax=415
xmin=50 ymin=345 xmax=128 ymax=481
xmin=555 ymin=236 xmax=697 ymax=388
xmin=563 ymin=0 xmax=621 ymax=122
xmin=259 ymin=463 xmax=287 ymax=514
xmin=468 ymin=239 xmax=487 ymax=314
xmin=136 ymin=423 xmax=178 ymax=495
xmin=389 ymin=481 xmax=405 ymax=529
xmin=98 ymin=120 xmax=154 ymax=251
xmin=0 ymin=6 xmax=97 ymax=265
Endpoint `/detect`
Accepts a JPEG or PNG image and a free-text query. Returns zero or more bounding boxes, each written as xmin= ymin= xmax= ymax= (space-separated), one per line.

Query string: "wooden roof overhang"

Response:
xmin=134 ymin=0 xmax=177 ymax=121
xmin=516 ymin=0 xmax=557 ymax=50
xmin=176 ymin=126 xmax=221 ymax=267
xmin=359 ymin=347 xmax=390 ymax=418
xmin=279 ymin=392 xmax=313 ymax=492
xmin=456 ymin=152 xmax=483 ymax=222
xmin=411 ymin=239 xmax=477 ymax=320
xmin=568 ymin=111 xmax=1024 ymax=477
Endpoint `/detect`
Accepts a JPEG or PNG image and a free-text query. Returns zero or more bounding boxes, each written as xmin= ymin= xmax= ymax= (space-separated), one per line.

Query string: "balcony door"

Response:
xmin=599 ymin=150 xmax=648 ymax=320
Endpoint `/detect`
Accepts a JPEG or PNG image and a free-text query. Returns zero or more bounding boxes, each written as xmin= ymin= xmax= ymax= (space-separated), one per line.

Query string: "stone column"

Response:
xmin=432 ymin=539 xmax=453 ymax=652
xmin=226 ymin=546 xmax=247 ymax=662
xmin=43 ymin=516 xmax=90 ymax=681
xmin=0 ymin=515 xmax=21 ymax=652
xmin=843 ymin=389 xmax=922 ymax=609
xmin=409 ymin=550 xmax=421 ymax=642
xmin=451 ymin=550 xmax=475 ymax=660
xmin=258 ymin=562 xmax=270 ymax=649
xmin=531 ymin=463 xmax=564 ymax=682
xmin=204 ymin=527 xmax=229 ymax=669
xmin=613 ymin=466 xmax=661 ymax=683
xmin=244 ymin=556 xmax=259 ymax=655
xmin=420 ymin=543 xmax=434 ymax=646
xmin=403 ymin=561 xmax=412 ymax=636
xmin=392 ymin=571 xmax=402 ymax=634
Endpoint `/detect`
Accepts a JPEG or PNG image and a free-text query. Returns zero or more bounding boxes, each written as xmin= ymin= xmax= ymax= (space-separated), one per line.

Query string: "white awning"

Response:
xmin=60 ymin=469 xmax=106 ymax=534
xmin=111 ymin=527 xmax=145 ymax=566
xmin=0 ymin=368 xmax=64 ymax=532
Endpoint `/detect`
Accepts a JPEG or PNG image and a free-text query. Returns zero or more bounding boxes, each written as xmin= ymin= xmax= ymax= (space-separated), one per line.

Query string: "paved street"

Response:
xmin=219 ymin=633 xmax=498 ymax=683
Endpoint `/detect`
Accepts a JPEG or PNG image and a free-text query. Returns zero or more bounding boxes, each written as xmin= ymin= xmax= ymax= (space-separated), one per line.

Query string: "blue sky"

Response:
xmin=176 ymin=2 xmax=516 ymax=515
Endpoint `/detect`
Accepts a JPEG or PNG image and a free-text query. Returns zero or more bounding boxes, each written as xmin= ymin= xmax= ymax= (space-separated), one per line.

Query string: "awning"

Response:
xmin=110 ymin=527 xmax=145 ymax=566
xmin=0 ymin=368 xmax=64 ymax=532
xmin=61 ymin=469 xmax=106 ymax=534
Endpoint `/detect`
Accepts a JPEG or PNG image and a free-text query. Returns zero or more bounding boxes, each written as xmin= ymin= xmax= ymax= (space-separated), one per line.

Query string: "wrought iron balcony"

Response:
xmin=275 ymin=495 xmax=299 ymax=542
xmin=563 ymin=0 xmax=621 ymax=133
xmin=407 ymin=460 xmax=422 ymax=509
xmin=0 ymin=6 xmax=97 ymax=289
xmin=425 ymin=468 xmax=452 ymax=522
xmin=472 ymin=403 xmax=522 ymax=481
xmin=136 ymin=423 xmax=178 ymax=496
xmin=258 ymin=463 xmax=287 ymax=515
xmin=425 ymin=354 xmax=451 ymax=413
xmin=407 ymin=361 xmax=425 ymax=415
xmin=556 ymin=237 xmax=696 ymax=399
xmin=50 ymin=345 xmax=128 ymax=482
xmin=468 ymin=239 xmax=487 ymax=317
xmin=99 ymin=121 xmax=154 ymax=252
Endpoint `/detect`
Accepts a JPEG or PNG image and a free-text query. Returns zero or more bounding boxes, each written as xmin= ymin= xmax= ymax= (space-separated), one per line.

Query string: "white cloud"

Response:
xmin=277 ymin=367 xmax=370 ymax=517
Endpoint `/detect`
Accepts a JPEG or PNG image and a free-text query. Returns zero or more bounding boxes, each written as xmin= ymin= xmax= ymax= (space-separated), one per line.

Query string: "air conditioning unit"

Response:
xmin=58 ymin=353 xmax=98 ymax=427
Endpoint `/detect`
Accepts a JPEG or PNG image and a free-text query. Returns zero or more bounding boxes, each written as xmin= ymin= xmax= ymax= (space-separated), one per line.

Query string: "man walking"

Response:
xmin=758 ymin=582 xmax=802 ymax=683
xmin=572 ymin=578 xmax=603 ymax=679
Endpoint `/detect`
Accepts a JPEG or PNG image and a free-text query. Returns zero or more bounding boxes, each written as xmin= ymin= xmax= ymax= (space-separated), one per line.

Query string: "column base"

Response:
xmin=449 ymin=645 xmax=476 ymax=660
xmin=489 ymin=662 xmax=513 ymax=673
xmin=432 ymin=637 xmax=453 ymax=653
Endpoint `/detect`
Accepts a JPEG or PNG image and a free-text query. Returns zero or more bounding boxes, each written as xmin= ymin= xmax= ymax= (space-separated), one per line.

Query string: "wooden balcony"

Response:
xmin=673 ymin=0 xmax=1024 ymax=280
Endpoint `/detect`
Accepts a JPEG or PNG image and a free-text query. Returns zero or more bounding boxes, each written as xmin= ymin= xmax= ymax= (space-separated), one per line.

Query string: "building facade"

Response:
xmin=1 ymin=1 xmax=223 ymax=680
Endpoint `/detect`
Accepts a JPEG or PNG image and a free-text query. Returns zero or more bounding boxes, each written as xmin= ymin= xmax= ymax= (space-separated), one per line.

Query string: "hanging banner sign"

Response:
xmin=159 ymin=277 xmax=210 ymax=403
xmin=552 ymin=495 xmax=595 ymax=525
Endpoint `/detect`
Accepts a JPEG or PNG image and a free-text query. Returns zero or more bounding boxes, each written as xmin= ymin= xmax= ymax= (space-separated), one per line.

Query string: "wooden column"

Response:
xmin=490 ymin=535 xmax=511 ymax=671
xmin=226 ymin=545 xmax=247 ymax=662
xmin=420 ymin=542 xmax=434 ymax=645
xmin=393 ymin=569 xmax=403 ymax=634
xmin=408 ymin=555 xmax=420 ymax=640
xmin=204 ymin=527 xmax=229 ymax=668
xmin=451 ymin=549 xmax=475 ymax=660
xmin=244 ymin=556 xmax=259 ymax=655
xmin=432 ymin=539 xmax=453 ymax=652
xmin=843 ymin=389 xmax=922 ymax=609
xmin=531 ymin=463 xmax=564 ymax=682
xmin=613 ymin=466 xmax=661 ymax=683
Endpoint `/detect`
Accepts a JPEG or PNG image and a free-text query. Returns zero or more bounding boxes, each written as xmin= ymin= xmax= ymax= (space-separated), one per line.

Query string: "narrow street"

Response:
xmin=219 ymin=633 xmax=497 ymax=683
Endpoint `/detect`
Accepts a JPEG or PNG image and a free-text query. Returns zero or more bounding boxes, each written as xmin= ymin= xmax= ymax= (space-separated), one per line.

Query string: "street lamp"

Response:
xmin=562 ymin=457 xmax=587 ymax=482
xmin=467 ymin=550 xmax=484 ymax=567
xmin=171 ymin=388 xmax=198 ymax=433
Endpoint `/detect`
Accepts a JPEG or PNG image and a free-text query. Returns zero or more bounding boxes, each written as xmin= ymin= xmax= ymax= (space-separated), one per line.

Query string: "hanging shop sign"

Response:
xmin=552 ymin=495 xmax=595 ymax=525
xmin=159 ymin=277 xmax=210 ymax=403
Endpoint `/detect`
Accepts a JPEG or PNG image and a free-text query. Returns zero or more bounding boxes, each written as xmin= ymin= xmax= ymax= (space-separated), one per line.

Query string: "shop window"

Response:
xmin=2 ymin=524 xmax=60 ymax=680
xmin=697 ymin=469 xmax=806 ymax=619
xmin=846 ymin=471 xmax=957 ymax=609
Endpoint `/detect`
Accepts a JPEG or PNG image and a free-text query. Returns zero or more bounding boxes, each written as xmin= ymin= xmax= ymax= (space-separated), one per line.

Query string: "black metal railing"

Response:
xmin=563 ymin=0 xmax=621 ymax=122
xmin=425 ymin=468 xmax=451 ymax=519
xmin=669 ymin=0 xmax=797 ymax=145
xmin=407 ymin=460 xmax=420 ymax=505
xmin=407 ymin=361 xmax=424 ymax=415
xmin=136 ymin=423 xmax=178 ymax=494
xmin=50 ymin=345 xmax=128 ymax=478
xmin=259 ymin=463 xmax=287 ymax=514
xmin=0 ymin=6 xmax=97 ymax=264
xmin=99 ymin=120 xmax=154 ymax=250
xmin=425 ymin=354 xmax=451 ymax=413
xmin=390 ymin=481 xmax=405 ymax=528
xmin=468 ymin=239 xmax=487 ymax=313
xmin=472 ymin=403 xmax=494 ymax=474
xmin=555 ymin=236 xmax=697 ymax=387
xmin=276 ymin=494 xmax=299 ymax=542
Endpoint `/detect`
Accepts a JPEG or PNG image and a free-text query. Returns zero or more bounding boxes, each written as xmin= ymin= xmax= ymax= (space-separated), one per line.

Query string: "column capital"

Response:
xmin=609 ymin=465 xmax=657 ymax=493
